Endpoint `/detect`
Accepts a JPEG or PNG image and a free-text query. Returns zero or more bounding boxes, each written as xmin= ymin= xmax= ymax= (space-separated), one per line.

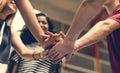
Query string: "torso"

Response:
xmin=0 ymin=21 xmax=11 ymax=64
xmin=107 ymin=4 xmax=120 ymax=73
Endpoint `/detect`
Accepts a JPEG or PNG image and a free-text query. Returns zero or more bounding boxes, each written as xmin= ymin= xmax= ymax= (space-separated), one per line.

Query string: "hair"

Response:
xmin=20 ymin=12 xmax=54 ymax=44
xmin=36 ymin=13 xmax=54 ymax=32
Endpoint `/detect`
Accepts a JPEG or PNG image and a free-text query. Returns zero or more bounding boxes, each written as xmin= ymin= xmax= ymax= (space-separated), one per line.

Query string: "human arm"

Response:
xmin=0 ymin=0 xmax=16 ymax=20
xmin=46 ymin=0 xmax=106 ymax=63
xmin=14 ymin=0 xmax=48 ymax=44
xmin=74 ymin=19 xmax=120 ymax=51
xmin=43 ymin=31 xmax=65 ymax=50
xmin=11 ymin=28 xmax=45 ymax=59
xmin=47 ymin=18 xmax=120 ymax=64
xmin=65 ymin=0 xmax=106 ymax=42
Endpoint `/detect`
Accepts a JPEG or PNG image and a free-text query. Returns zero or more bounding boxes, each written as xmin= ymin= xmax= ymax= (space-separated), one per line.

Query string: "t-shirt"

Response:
xmin=107 ymin=4 xmax=120 ymax=73
xmin=0 ymin=20 xmax=11 ymax=64
xmin=10 ymin=43 xmax=61 ymax=73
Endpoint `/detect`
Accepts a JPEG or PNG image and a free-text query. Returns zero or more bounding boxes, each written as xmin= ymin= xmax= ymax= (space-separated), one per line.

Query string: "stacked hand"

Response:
xmin=43 ymin=31 xmax=65 ymax=50
xmin=40 ymin=31 xmax=74 ymax=64
xmin=45 ymin=40 xmax=74 ymax=64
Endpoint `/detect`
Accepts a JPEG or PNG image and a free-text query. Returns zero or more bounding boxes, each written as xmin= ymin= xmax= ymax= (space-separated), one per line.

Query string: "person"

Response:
xmin=14 ymin=0 xmax=49 ymax=43
xmin=0 ymin=0 xmax=59 ymax=73
xmin=8 ymin=12 xmax=62 ymax=73
xmin=0 ymin=0 xmax=48 ymax=45
xmin=0 ymin=0 xmax=18 ymax=72
xmin=45 ymin=0 xmax=120 ymax=73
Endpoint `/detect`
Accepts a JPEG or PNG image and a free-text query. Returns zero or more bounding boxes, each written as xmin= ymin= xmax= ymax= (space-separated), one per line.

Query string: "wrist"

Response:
xmin=62 ymin=39 xmax=75 ymax=52
xmin=64 ymin=33 xmax=77 ymax=43
xmin=38 ymin=34 xmax=49 ymax=46
xmin=64 ymin=38 xmax=75 ymax=45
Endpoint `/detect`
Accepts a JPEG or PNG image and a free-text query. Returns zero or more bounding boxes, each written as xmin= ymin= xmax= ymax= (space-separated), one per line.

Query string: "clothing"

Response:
xmin=0 ymin=63 xmax=8 ymax=73
xmin=107 ymin=4 xmax=120 ymax=73
xmin=10 ymin=43 xmax=61 ymax=73
xmin=0 ymin=20 xmax=11 ymax=64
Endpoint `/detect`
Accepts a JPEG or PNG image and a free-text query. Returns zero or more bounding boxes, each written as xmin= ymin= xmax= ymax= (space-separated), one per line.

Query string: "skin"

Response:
xmin=10 ymin=14 xmax=49 ymax=73
xmin=46 ymin=0 xmax=119 ymax=64
xmin=37 ymin=16 xmax=49 ymax=33
xmin=11 ymin=14 xmax=63 ymax=73
xmin=0 ymin=0 xmax=48 ymax=44
xmin=0 ymin=0 xmax=7 ymax=12
xmin=14 ymin=0 xmax=49 ymax=44
xmin=4 ymin=0 xmax=35 ymax=59
xmin=0 ymin=0 xmax=41 ymax=60
xmin=0 ymin=0 xmax=60 ymax=60
xmin=0 ymin=0 xmax=16 ymax=20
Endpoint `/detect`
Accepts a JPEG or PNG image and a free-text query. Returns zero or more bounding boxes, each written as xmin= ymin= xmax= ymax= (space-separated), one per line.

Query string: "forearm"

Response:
xmin=11 ymin=30 xmax=45 ymax=60
xmin=65 ymin=0 xmax=106 ymax=43
xmin=14 ymin=0 xmax=45 ymax=43
xmin=74 ymin=19 xmax=120 ymax=51
xmin=11 ymin=29 xmax=33 ymax=59
xmin=13 ymin=45 xmax=45 ymax=60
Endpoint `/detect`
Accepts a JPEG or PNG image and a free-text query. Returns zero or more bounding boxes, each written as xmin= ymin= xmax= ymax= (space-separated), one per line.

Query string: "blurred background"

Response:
xmin=12 ymin=0 xmax=112 ymax=73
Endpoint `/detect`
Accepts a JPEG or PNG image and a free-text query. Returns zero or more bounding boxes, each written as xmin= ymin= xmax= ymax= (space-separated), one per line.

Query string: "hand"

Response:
xmin=38 ymin=33 xmax=50 ymax=46
xmin=42 ymin=31 xmax=65 ymax=50
xmin=45 ymin=40 xmax=74 ymax=64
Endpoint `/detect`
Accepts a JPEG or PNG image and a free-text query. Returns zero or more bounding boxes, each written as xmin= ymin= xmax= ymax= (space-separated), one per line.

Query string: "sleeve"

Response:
xmin=108 ymin=4 xmax=120 ymax=23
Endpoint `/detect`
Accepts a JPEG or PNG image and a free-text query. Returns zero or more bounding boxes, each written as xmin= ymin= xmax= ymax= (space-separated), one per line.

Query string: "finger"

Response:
xmin=54 ymin=53 xmax=67 ymax=61
xmin=49 ymin=51 xmax=60 ymax=60
xmin=40 ymin=34 xmax=49 ymax=39
xmin=46 ymin=31 xmax=54 ymax=37
xmin=47 ymin=32 xmax=59 ymax=41
xmin=52 ymin=56 xmax=63 ymax=64
xmin=54 ymin=34 xmax=63 ymax=42
xmin=49 ymin=52 xmax=59 ymax=61
xmin=45 ymin=49 xmax=56 ymax=59
xmin=51 ymin=53 xmax=61 ymax=61
xmin=43 ymin=50 xmax=49 ymax=56
xmin=59 ymin=31 xmax=65 ymax=38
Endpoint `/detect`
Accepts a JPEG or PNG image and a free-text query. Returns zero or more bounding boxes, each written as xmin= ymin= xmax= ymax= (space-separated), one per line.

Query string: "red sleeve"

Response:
xmin=108 ymin=4 xmax=120 ymax=23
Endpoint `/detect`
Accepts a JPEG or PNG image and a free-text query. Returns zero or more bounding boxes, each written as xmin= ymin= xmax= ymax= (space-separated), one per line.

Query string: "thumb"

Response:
xmin=40 ymin=34 xmax=49 ymax=39
xmin=59 ymin=31 xmax=65 ymax=39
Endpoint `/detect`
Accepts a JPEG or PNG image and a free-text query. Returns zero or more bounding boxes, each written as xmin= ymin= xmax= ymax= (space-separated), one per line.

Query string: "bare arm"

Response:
xmin=74 ymin=0 xmax=119 ymax=51
xmin=45 ymin=0 xmax=119 ymax=64
xmin=11 ymin=28 xmax=34 ymax=59
xmin=75 ymin=19 xmax=120 ymax=51
xmin=45 ymin=0 xmax=106 ymax=62
xmin=11 ymin=28 xmax=46 ymax=60
xmin=64 ymin=0 xmax=106 ymax=43
xmin=14 ymin=0 xmax=46 ymax=43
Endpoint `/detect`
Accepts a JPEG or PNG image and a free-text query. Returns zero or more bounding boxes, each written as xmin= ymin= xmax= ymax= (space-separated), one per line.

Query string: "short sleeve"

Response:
xmin=108 ymin=4 xmax=120 ymax=23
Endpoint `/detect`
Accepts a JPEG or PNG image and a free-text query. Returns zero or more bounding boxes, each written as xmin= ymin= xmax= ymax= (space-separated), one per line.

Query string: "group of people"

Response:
xmin=1 ymin=0 xmax=120 ymax=73
xmin=0 ymin=0 xmax=63 ymax=73
xmin=8 ymin=12 xmax=61 ymax=73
